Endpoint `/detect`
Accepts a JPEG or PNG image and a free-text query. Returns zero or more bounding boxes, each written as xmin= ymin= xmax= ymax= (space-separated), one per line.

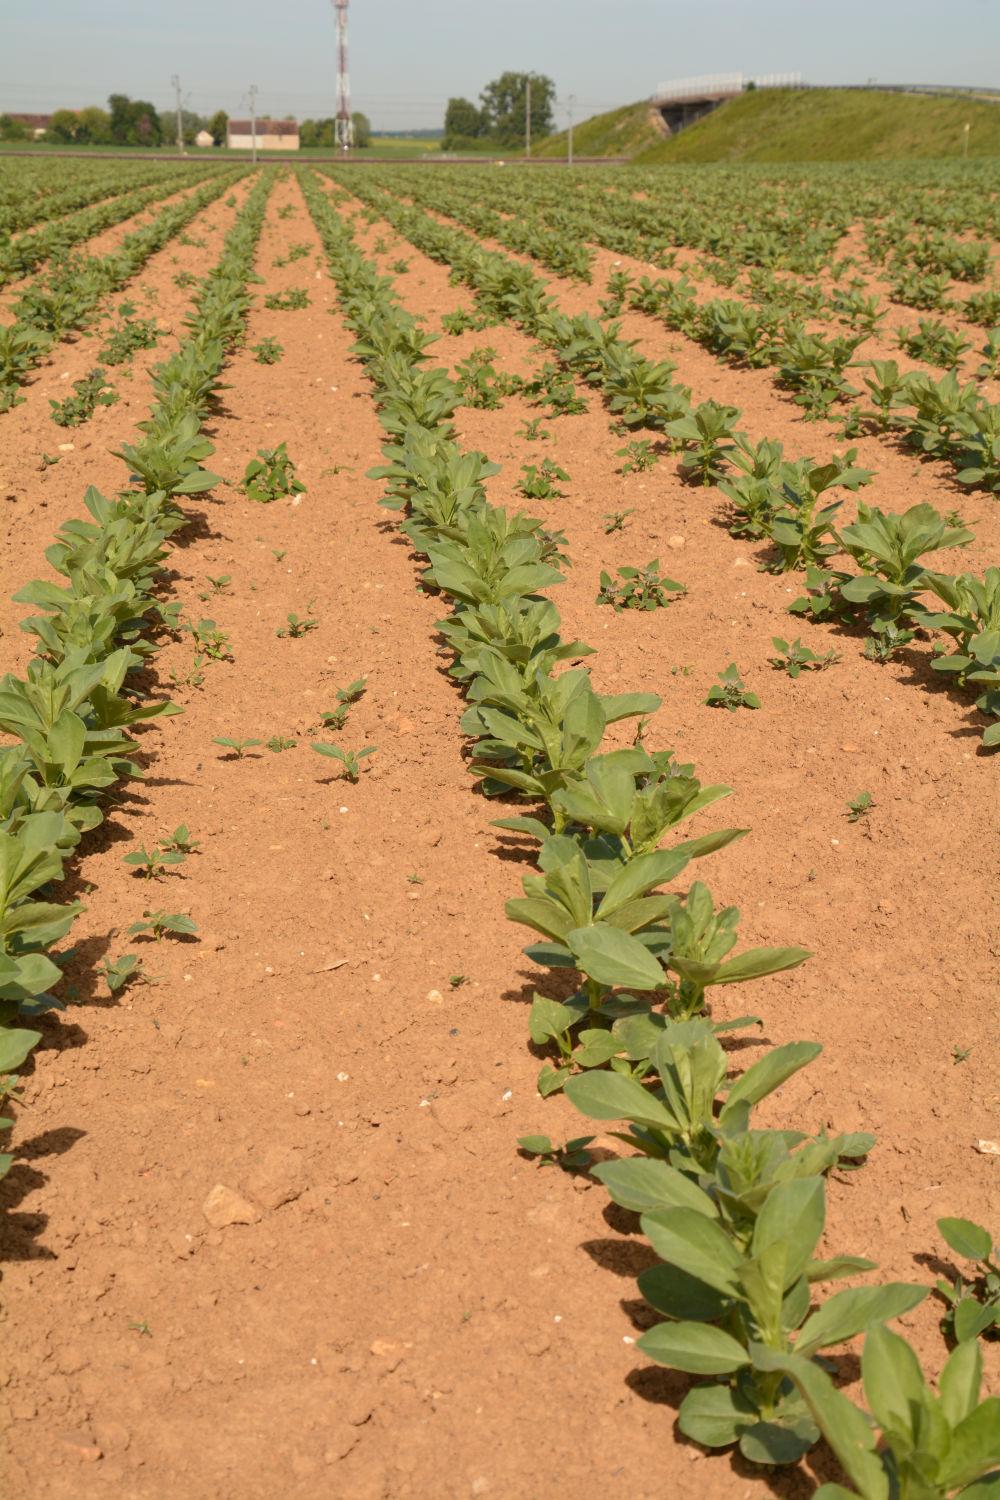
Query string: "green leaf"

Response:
xmin=637 ymin=1319 xmax=749 ymax=1374
xmin=940 ymin=1217 xmax=994 ymax=1264
xmin=796 ymin=1283 xmax=928 ymax=1357
xmin=709 ymin=946 xmax=811 ymax=986
xmin=955 ymin=1298 xmax=998 ymax=1343
xmin=939 ymin=1339 xmax=983 ymax=1429
xmin=738 ymin=1415 xmax=818 ymax=1466
xmin=861 ymin=1323 xmax=928 ymax=1442
xmin=596 ymin=847 xmax=690 ymax=919
xmin=564 ymin=1071 xmax=677 ymax=1131
xmin=945 ymin=1399 xmax=1000 ymax=1490
xmin=752 ymin=1177 xmax=826 ymax=1290
xmin=677 ymin=1383 xmax=757 ymax=1448
xmin=527 ymin=994 xmax=576 ymax=1045
xmin=637 ymin=1262 xmax=730 ymax=1323
xmin=640 ymin=1207 xmax=744 ymax=1295
xmin=567 ymin=923 xmax=664 ymax=991
xmin=720 ymin=1041 xmax=822 ymax=1122
xmin=592 ymin=1158 xmax=717 ymax=1216
xmin=0 ymin=1025 xmax=42 ymax=1072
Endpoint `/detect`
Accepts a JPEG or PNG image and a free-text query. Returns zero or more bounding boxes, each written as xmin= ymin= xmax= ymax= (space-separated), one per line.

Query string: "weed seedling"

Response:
xmin=252 ymin=337 xmax=284 ymax=364
xmin=449 ymin=975 xmax=469 ymax=989
xmin=127 ymin=912 xmax=198 ymax=942
xmin=212 ymin=737 xmax=262 ymax=759
xmin=128 ymin=1319 xmax=153 ymax=1338
xmin=389 ymin=258 xmax=411 ymax=274
xmin=935 ymin=1216 xmax=1000 ymax=1342
xmin=49 ymin=368 xmax=118 ymax=427
xmin=185 ymin=619 xmax=232 ymax=661
xmin=768 ymin=636 xmax=841 ymax=678
xmin=706 ymin=663 xmax=761 ymax=711
xmin=406 ymin=873 xmax=423 ymax=885
xmin=517 ymin=1134 xmax=595 ymax=1171
xmin=846 ymin=790 xmax=874 ymax=822
xmin=602 ymin=509 xmax=634 ymax=534
xmin=952 ymin=1045 xmax=972 ymax=1065
xmin=518 ymin=459 xmax=570 ymax=500
xmin=318 ymin=677 xmax=367 ymax=730
xmin=266 ymin=736 xmax=297 ymax=752
xmin=276 ymin=608 xmax=318 ymax=638
xmin=202 ymin=574 xmax=232 ymax=597
xmin=516 ymin=417 xmax=550 ymax=442
xmin=264 ymin=287 xmax=310 ymax=310
xmin=122 ymin=845 xmax=186 ymax=880
xmin=615 ymin=439 xmax=658 ymax=474
xmin=160 ymin=825 xmax=201 ymax=854
xmin=597 ymin=559 xmax=686 ymax=612
xmin=101 ymin=954 xmax=145 ymax=995
xmin=98 ymin=316 xmax=160 ymax=365
xmin=242 ymin=442 xmax=306 ymax=504
xmin=311 ymin=743 xmax=378 ymax=781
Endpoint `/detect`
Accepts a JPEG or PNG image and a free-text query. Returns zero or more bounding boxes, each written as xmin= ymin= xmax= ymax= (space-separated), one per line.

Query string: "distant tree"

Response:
xmin=443 ymin=96 xmax=485 ymax=147
xmin=48 ymin=108 xmax=81 ymax=143
xmin=108 ymin=94 xmax=162 ymax=146
xmin=77 ymin=106 xmax=112 ymax=144
xmin=178 ymin=109 xmax=205 ymax=146
xmin=351 ymin=110 xmax=371 ymax=147
xmin=208 ymin=109 xmax=229 ymax=146
xmin=300 ymin=118 xmax=336 ymax=147
xmin=479 ymin=71 xmax=555 ymax=146
xmin=0 ymin=114 xmax=28 ymax=142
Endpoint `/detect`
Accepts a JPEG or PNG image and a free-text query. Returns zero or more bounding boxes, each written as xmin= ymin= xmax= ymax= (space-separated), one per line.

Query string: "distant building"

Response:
xmin=194 ymin=129 xmax=214 ymax=148
xmin=9 ymin=113 xmax=51 ymax=139
xmin=226 ymin=119 xmax=299 ymax=151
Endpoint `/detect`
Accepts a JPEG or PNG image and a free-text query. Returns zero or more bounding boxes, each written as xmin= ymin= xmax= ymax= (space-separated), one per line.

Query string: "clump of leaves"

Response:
xmin=706 ymin=663 xmax=760 ymax=711
xmin=516 ymin=416 xmax=550 ymax=442
xmin=101 ymin=954 xmax=145 ymax=995
xmin=597 ymin=559 xmax=686 ymax=612
xmin=200 ymin=574 xmax=232 ymax=600
xmin=185 ymin=618 xmax=232 ymax=661
xmin=49 ymin=367 xmax=118 ymax=427
xmin=98 ymin=315 xmax=160 ymax=365
xmin=174 ymin=270 xmax=198 ymax=290
xmin=616 ymin=439 xmax=659 ymax=474
xmin=242 ymin=442 xmax=306 ymax=504
xmin=846 ymin=791 xmax=874 ymax=822
xmin=264 ymin=287 xmax=310 ymax=310
xmin=389 ymin=257 xmax=411 ymax=274
xmin=266 ymin=735 xmax=297 ymax=752
xmin=160 ymin=825 xmax=200 ymax=854
xmin=317 ymin=677 xmax=367 ymax=732
xmin=519 ymin=459 xmax=570 ymax=500
xmin=311 ymin=743 xmax=378 ymax=781
xmin=768 ymin=637 xmax=840 ymax=678
xmin=603 ymin=509 xmax=634 ymax=534
xmin=252 ymin=337 xmax=284 ymax=364
xmin=127 ymin=911 xmax=198 ymax=942
xmin=276 ymin=607 xmax=318 ymax=638
xmin=936 ymin=1216 xmax=1000 ymax=1343
xmin=212 ymin=736 xmax=262 ymax=759
xmin=517 ymin=1134 xmax=595 ymax=1171
xmin=122 ymin=844 xmax=186 ymax=880
xmin=273 ymin=242 xmax=311 ymax=267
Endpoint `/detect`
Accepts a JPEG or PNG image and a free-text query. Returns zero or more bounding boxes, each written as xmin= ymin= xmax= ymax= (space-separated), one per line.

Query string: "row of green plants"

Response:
xmin=0 ymin=167 xmax=246 ymax=414
xmin=325 ymin=176 xmax=1000 ymax=752
xmin=373 ymin=164 xmax=997 ymax=347
xmin=0 ymin=157 xmax=193 ymax=238
xmin=0 ymin=162 xmax=220 ymax=284
xmin=375 ymin=168 xmax=1000 ymax=477
xmin=302 ymin=169 xmax=999 ymax=1494
xmin=0 ymin=171 xmax=273 ymax=1193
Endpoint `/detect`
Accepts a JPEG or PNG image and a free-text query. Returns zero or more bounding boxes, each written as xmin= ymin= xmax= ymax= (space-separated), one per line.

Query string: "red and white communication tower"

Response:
xmin=333 ymin=0 xmax=353 ymax=150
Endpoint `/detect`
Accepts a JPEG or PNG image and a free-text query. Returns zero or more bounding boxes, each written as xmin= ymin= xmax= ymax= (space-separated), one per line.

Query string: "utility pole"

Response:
xmin=525 ymin=77 xmax=531 ymax=158
xmin=333 ymin=0 xmax=354 ymax=151
xmin=172 ymin=73 xmax=184 ymax=156
xmin=249 ymin=83 xmax=258 ymax=164
xmin=567 ymin=94 xmax=576 ymax=167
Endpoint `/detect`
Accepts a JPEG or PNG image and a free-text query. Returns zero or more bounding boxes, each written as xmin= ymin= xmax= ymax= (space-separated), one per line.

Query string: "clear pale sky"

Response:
xmin=2 ymin=0 xmax=997 ymax=131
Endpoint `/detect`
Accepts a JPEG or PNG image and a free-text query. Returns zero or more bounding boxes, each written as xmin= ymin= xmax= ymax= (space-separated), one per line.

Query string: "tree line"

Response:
xmin=443 ymin=72 xmax=556 ymax=151
xmin=0 ymin=96 xmax=372 ymax=148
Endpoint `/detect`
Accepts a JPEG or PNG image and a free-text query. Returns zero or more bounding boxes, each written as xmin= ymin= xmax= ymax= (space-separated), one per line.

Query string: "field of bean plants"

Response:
xmin=0 ymin=154 xmax=998 ymax=1499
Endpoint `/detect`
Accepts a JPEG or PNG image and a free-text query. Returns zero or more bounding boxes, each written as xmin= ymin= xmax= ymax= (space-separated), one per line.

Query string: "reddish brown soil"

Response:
xmin=1 ymin=171 xmax=997 ymax=1500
